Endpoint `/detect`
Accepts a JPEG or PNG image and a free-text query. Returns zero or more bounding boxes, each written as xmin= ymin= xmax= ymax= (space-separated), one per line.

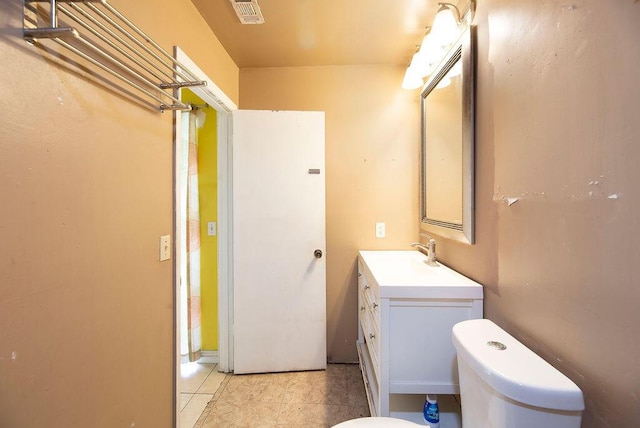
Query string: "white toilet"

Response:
xmin=452 ymin=319 xmax=584 ymax=428
xmin=334 ymin=319 xmax=584 ymax=428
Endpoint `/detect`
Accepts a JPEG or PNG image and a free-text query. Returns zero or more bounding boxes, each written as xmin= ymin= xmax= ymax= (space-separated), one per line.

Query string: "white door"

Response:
xmin=232 ymin=110 xmax=326 ymax=374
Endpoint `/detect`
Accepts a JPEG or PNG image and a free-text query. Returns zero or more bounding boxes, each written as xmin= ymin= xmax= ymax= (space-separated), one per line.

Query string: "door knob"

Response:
xmin=314 ymin=249 xmax=323 ymax=259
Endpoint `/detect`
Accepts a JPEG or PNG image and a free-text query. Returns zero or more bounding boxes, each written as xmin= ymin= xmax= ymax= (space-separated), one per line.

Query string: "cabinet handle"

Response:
xmin=364 ymin=284 xmax=370 ymax=290
xmin=358 ymin=272 xmax=362 ymax=277
xmin=373 ymin=302 xmax=379 ymax=309
xmin=369 ymin=333 xmax=375 ymax=339
xmin=360 ymin=305 xmax=365 ymax=311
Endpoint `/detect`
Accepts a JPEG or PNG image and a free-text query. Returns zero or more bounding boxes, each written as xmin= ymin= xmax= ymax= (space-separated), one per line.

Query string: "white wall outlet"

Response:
xmin=207 ymin=222 xmax=217 ymax=236
xmin=375 ymin=222 xmax=386 ymax=238
xmin=159 ymin=235 xmax=171 ymax=261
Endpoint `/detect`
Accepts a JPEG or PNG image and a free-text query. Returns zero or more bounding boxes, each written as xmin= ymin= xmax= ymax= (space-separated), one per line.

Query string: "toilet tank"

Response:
xmin=452 ymin=319 xmax=584 ymax=428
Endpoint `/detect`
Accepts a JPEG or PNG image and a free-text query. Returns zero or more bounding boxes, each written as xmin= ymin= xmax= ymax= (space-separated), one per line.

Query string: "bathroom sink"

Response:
xmin=359 ymin=250 xmax=483 ymax=299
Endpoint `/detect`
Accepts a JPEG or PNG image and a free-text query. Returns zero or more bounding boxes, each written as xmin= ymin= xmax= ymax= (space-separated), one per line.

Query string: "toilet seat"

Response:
xmin=333 ymin=417 xmax=422 ymax=427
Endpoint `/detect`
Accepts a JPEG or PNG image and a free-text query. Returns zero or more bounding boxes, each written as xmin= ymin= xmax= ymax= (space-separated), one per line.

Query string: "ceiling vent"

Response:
xmin=229 ymin=0 xmax=265 ymax=24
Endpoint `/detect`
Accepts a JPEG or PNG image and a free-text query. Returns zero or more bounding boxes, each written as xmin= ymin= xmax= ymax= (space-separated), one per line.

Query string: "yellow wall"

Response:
xmin=0 ymin=0 xmax=236 ymax=426
xmin=198 ymin=110 xmax=219 ymax=351
xmin=180 ymin=91 xmax=219 ymax=351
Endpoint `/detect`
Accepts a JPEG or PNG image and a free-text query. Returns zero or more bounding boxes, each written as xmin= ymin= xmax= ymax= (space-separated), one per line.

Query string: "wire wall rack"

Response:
xmin=23 ymin=0 xmax=206 ymax=111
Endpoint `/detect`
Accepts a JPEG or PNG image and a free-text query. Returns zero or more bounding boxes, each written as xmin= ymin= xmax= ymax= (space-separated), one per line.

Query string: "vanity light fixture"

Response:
xmin=418 ymin=27 xmax=442 ymax=78
xmin=401 ymin=51 xmax=425 ymax=90
xmin=401 ymin=1 xmax=474 ymax=89
xmin=402 ymin=27 xmax=438 ymax=89
xmin=431 ymin=3 xmax=462 ymax=48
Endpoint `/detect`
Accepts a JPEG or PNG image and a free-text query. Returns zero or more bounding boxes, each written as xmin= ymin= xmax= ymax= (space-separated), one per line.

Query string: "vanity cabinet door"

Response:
xmin=358 ymin=267 xmax=381 ymax=376
xmin=388 ymin=300 xmax=479 ymax=392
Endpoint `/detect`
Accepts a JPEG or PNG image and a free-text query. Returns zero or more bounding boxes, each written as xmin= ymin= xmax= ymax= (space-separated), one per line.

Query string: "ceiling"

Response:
xmin=190 ymin=0 xmax=441 ymax=68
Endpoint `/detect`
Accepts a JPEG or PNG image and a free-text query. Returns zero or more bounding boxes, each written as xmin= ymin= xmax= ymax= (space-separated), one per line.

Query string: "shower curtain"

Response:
xmin=180 ymin=111 xmax=201 ymax=362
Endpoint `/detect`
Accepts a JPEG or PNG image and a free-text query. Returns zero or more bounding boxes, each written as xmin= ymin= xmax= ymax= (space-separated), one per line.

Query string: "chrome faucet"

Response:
xmin=410 ymin=239 xmax=438 ymax=266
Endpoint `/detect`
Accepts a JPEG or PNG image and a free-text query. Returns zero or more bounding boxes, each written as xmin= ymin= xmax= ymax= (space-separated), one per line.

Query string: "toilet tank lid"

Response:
xmin=452 ymin=319 xmax=585 ymax=412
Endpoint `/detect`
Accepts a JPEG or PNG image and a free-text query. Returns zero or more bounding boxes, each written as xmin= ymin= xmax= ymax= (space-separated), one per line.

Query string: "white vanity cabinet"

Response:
xmin=356 ymin=251 xmax=483 ymax=419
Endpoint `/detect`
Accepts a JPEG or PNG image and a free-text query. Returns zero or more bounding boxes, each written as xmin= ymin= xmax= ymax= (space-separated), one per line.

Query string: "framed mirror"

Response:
xmin=420 ymin=26 xmax=476 ymax=244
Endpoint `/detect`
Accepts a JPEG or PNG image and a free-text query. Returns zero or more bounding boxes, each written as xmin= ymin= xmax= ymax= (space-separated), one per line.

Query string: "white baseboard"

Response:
xmin=199 ymin=351 xmax=219 ymax=364
xmin=180 ymin=350 xmax=219 ymax=365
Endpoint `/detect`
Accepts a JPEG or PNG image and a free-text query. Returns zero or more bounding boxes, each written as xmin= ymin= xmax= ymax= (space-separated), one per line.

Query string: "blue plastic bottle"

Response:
xmin=423 ymin=394 xmax=440 ymax=428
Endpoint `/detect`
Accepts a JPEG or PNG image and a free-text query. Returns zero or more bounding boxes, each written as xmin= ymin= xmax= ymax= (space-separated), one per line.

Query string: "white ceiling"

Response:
xmin=191 ymin=0 xmax=444 ymax=68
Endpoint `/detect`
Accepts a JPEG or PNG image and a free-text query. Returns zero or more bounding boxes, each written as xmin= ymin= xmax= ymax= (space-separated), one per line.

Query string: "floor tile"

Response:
xmin=326 ymin=404 xmax=371 ymax=426
xmin=187 ymin=363 xmax=369 ymax=427
xmin=200 ymin=400 xmax=281 ymax=427
xmin=181 ymin=393 xmax=214 ymax=428
xmin=219 ymin=372 xmax=290 ymax=404
xmin=346 ymin=367 xmax=368 ymax=407
xmin=277 ymin=402 xmax=367 ymax=427
xmin=181 ymin=362 xmax=215 ymax=393
xmin=283 ymin=374 xmax=348 ymax=405
xmin=197 ymin=369 xmax=227 ymax=394
xmin=181 ymin=393 xmax=194 ymax=411
xmin=345 ymin=363 xmax=363 ymax=381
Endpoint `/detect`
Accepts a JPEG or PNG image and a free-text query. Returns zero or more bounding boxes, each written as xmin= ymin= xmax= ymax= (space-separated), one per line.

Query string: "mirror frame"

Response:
xmin=420 ymin=26 xmax=476 ymax=244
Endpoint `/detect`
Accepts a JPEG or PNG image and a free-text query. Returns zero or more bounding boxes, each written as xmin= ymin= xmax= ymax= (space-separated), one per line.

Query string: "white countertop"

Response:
xmin=359 ymin=250 xmax=483 ymax=299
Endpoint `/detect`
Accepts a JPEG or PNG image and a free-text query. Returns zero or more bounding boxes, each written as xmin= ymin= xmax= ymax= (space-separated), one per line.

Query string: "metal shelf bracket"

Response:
xmin=23 ymin=0 xmax=206 ymax=111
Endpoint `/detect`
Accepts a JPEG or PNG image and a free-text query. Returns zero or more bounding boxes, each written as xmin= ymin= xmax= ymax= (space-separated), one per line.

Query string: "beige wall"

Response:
xmin=241 ymin=1 xmax=640 ymax=426
xmin=3 ymin=0 xmax=639 ymax=426
xmin=240 ymin=65 xmax=421 ymax=362
xmin=437 ymin=1 xmax=640 ymax=427
xmin=0 ymin=0 xmax=237 ymax=426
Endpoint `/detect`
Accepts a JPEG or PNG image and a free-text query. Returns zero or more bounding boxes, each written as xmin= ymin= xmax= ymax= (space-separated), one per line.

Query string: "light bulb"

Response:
xmin=407 ymin=50 xmax=431 ymax=79
xmin=402 ymin=66 xmax=424 ymax=90
xmin=418 ymin=34 xmax=440 ymax=77
xmin=431 ymin=5 xmax=459 ymax=49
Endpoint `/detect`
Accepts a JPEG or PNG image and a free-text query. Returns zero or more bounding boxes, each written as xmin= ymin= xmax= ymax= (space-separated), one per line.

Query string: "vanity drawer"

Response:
xmin=358 ymin=269 xmax=380 ymax=322
xmin=362 ymin=295 xmax=377 ymax=326
xmin=357 ymin=267 xmax=371 ymax=297
xmin=358 ymin=261 xmax=381 ymax=375
xmin=360 ymin=303 xmax=380 ymax=375
xmin=363 ymin=287 xmax=380 ymax=325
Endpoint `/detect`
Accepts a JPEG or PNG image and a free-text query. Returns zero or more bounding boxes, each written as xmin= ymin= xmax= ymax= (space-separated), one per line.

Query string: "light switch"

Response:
xmin=159 ymin=235 xmax=171 ymax=261
xmin=375 ymin=222 xmax=386 ymax=238
xmin=207 ymin=222 xmax=217 ymax=236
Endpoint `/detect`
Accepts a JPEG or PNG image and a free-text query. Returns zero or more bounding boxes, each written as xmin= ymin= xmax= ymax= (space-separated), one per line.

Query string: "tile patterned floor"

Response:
xmin=184 ymin=363 xmax=370 ymax=427
xmin=180 ymin=362 xmax=227 ymax=427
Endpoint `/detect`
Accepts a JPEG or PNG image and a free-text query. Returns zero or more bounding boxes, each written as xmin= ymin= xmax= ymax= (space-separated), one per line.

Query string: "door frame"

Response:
xmin=173 ymin=47 xmax=237 ymax=427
